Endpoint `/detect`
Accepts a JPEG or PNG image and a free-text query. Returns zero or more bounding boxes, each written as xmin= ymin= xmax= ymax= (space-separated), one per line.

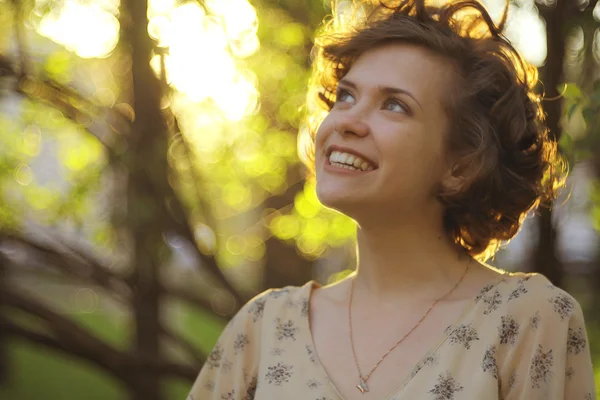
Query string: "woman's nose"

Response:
xmin=334 ymin=114 xmax=370 ymax=137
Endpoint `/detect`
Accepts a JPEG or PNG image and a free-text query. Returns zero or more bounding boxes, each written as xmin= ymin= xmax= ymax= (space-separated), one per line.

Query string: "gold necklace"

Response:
xmin=348 ymin=259 xmax=471 ymax=394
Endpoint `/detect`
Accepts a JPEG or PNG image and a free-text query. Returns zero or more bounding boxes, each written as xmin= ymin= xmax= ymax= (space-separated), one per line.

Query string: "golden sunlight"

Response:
xmin=36 ymin=0 xmax=259 ymax=120
xmin=37 ymin=0 xmax=120 ymax=59
xmin=480 ymin=0 xmax=546 ymax=66
xmin=504 ymin=5 xmax=547 ymax=66
xmin=148 ymin=0 xmax=260 ymax=121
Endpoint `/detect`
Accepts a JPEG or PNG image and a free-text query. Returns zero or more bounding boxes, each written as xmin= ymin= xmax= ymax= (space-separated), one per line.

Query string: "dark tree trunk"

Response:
xmin=534 ymin=209 xmax=561 ymax=285
xmin=265 ymin=236 xmax=314 ymax=289
xmin=121 ymin=0 xmax=169 ymax=398
xmin=535 ymin=0 xmax=569 ymax=287
xmin=264 ymin=168 xmax=314 ymax=289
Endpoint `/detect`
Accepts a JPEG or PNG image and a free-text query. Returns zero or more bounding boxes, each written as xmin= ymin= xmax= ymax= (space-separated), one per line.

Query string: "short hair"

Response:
xmin=299 ymin=0 xmax=566 ymax=261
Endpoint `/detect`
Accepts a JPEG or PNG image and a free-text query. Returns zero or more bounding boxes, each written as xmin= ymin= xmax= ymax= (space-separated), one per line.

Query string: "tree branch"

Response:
xmin=160 ymin=323 xmax=204 ymax=367
xmin=2 ymin=227 xmax=223 ymax=317
xmin=0 ymin=230 xmax=130 ymax=301
xmin=3 ymin=287 xmax=198 ymax=382
xmin=2 ymin=319 xmax=198 ymax=381
xmin=0 ymin=53 xmax=127 ymax=151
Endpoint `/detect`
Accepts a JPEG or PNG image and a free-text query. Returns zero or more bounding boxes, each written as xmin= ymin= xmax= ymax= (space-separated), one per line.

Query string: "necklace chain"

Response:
xmin=348 ymin=259 xmax=471 ymax=393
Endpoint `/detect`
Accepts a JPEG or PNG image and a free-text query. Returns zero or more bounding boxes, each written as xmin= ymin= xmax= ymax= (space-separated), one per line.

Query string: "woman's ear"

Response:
xmin=439 ymin=160 xmax=479 ymax=197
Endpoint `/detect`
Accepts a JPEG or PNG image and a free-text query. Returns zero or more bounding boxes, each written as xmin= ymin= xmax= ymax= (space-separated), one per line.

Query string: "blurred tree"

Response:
xmin=557 ymin=10 xmax=600 ymax=306
xmin=0 ymin=0 xmax=339 ymax=398
xmin=532 ymin=0 xmax=598 ymax=288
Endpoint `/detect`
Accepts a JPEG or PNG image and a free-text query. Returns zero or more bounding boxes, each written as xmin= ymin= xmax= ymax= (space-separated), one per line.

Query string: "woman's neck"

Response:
xmin=352 ymin=219 xmax=472 ymax=304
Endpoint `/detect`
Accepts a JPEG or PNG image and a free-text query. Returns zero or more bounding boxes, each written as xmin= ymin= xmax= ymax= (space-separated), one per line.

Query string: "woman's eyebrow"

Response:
xmin=338 ymin=78 xmax=423 ymax=111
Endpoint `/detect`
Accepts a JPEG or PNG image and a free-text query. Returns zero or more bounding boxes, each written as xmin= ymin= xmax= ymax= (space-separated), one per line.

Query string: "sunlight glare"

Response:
xmin=220 ymin=0 xmax=258 ymax=41
xmin=230 ymin=35 xmax=260 ymax=58
xmin=148 ymin=0 xmax=260 ymax=121
xmin=148 ymin=15 xmax=170 ymax=47
xmin=212 ymin=72 xmax=259 ymax=121
xmin=37 ymin=1 xmax=119 ymax=58
xmin=479 ymin=0 xmax=546 ymax=66
xmin=504 ymin=7 xmax=547 ymax=66
xmin=148 ymin=0 xmax=175 ymax=17
xmin=157 ymin=4 xmax=237 ymax=102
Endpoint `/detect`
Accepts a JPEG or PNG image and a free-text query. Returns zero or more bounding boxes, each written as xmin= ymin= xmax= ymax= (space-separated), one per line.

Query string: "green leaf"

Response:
xmin=560 ymin=83 xmax=582 ymax=100
xmin=567 ymin=103 xmax=578 ymax=119
xmin=558 ymin=131 xmax=573 ymax=151
xmin=582 ymin=107 xmax=597 ymax=125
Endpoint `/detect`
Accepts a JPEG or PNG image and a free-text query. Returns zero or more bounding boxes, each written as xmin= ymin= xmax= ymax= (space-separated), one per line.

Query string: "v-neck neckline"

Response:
xmin=300 ymin=272 xmax=511 ymax=400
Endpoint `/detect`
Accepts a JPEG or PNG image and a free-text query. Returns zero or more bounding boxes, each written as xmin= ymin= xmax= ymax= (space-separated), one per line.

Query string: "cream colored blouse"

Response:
xmin=187 ymin=272 xmax=596 ymax=400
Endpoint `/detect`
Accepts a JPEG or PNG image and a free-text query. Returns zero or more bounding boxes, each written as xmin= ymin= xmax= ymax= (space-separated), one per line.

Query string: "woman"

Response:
xmin=188 ymin=0 xmax=596 ymax=398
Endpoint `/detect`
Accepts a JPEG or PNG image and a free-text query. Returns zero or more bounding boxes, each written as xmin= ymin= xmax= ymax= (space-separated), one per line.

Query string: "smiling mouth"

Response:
xmin=325 ymin=157 xmax=377 ymax=173
xmin=326 ymin=150 xmax=378 ymax=172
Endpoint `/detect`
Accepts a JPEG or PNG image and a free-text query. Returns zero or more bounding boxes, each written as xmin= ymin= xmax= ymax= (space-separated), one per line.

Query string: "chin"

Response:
xmin=315 ymin=186 xmax=362 ymax=216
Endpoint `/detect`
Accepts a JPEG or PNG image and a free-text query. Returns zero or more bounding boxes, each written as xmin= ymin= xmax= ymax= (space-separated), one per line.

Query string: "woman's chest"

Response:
xmin=253 ymin=326 xmax=501 ymax=400
xmin=307 ymin=299 xmax=483 ymax=400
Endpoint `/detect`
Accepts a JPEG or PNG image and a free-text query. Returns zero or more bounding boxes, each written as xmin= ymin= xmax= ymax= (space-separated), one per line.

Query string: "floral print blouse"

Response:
xmin=187 ymin=272 xmax=596 ymax=400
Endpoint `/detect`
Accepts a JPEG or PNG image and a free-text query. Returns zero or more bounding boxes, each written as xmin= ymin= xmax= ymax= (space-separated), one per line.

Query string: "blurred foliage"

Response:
xmin=0 ymin=0 xmax=358 ymax=268
xmin=0 ymin=0 xmax=348 ymax=398
xmin=560 ymin=81 xmax=600 ymax=164
xmin=560 ymin=80 xmax=600 ymax=230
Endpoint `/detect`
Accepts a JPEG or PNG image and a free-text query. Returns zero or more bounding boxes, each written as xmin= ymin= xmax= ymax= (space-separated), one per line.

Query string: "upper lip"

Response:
xmin=326 ymin=145 xmax=378 ymax=168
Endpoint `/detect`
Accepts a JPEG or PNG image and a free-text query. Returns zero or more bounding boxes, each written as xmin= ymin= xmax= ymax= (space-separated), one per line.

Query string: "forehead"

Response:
xmin=343 ymin=43 xmax=455 ymax=102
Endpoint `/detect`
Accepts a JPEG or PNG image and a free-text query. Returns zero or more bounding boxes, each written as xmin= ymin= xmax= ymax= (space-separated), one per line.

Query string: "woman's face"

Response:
xmin=314 ymin=43 xmax=457 ymax=220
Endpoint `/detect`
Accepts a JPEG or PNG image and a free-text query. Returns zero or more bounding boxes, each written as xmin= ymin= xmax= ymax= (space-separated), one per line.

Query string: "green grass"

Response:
xmin=0 ymin=341 xmax=128 ymax=400
xmin=587 ymin=322 xmax=600 ymax=398
xmin=0 ymin=304 xmax=226 ymax=400
xmin=0 ymin=309 xmax=128 ymax=399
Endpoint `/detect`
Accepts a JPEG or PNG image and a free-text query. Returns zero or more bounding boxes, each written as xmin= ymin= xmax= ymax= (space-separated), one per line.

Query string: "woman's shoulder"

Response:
xmin=484 ymin=271 xmax=584 ymax=325
xmin=236 ymin=280 xmax=315 ymax=324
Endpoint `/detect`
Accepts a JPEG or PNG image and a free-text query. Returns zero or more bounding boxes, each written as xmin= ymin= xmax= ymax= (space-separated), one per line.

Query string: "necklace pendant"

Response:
xmin=357 ymin=377 xmax=369 ymax=393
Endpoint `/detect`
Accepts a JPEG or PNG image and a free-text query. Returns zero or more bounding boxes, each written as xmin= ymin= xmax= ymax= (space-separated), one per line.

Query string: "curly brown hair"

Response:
xmin=299 ymin=0 xmax=566 ymax=261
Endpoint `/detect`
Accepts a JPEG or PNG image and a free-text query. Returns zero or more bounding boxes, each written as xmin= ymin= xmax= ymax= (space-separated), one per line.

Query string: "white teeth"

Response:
xmin=330 ymin=162 xmax=359 ymax=171
xmin=328 ymin=151 xmax=375 ymax=171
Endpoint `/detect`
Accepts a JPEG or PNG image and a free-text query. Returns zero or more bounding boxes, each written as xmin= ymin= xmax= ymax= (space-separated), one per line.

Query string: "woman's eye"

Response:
xmin=384 ymin=99 xmax=407 ymax=113
xmin=335 ymin=89 xmax=355 ymax=104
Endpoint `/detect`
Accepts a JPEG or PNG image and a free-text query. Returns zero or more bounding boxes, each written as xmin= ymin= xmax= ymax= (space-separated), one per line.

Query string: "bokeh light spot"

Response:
xmin=194 ymin=223 xmax=217 ymax=255
xmin=270 ymin=214 xmax=300 ymax=240
xmin=14 ymin=164 xmax=34 ymax=186
xmin=72 ymin=288 xmax=99 ymax=313
xmin=226 ymin=235 xmax=247 ymax=256
xmin=296 ymin=233 xmax=326 ymax=257
xmin=245 ymin=235 xmax=265 ymax=261
xmin=23 ymin=125 xmax=42 ymax=157
xmin=223 ymin=182 xmax=252 ymax=210
xmin=210 ymin=289 xmax=237 ymax=316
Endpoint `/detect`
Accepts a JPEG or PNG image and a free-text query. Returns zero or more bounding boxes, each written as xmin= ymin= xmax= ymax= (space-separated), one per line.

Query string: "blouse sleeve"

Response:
xmin=504 ymin=290 xmax=596 ymax=400
xmin=187 ymin=291 xmax=268 ymax=400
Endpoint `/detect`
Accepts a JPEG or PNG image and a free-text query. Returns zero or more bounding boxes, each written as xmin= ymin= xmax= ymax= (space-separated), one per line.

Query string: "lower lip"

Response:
xmin=324 ymin=159 xmax=377 ymax=175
